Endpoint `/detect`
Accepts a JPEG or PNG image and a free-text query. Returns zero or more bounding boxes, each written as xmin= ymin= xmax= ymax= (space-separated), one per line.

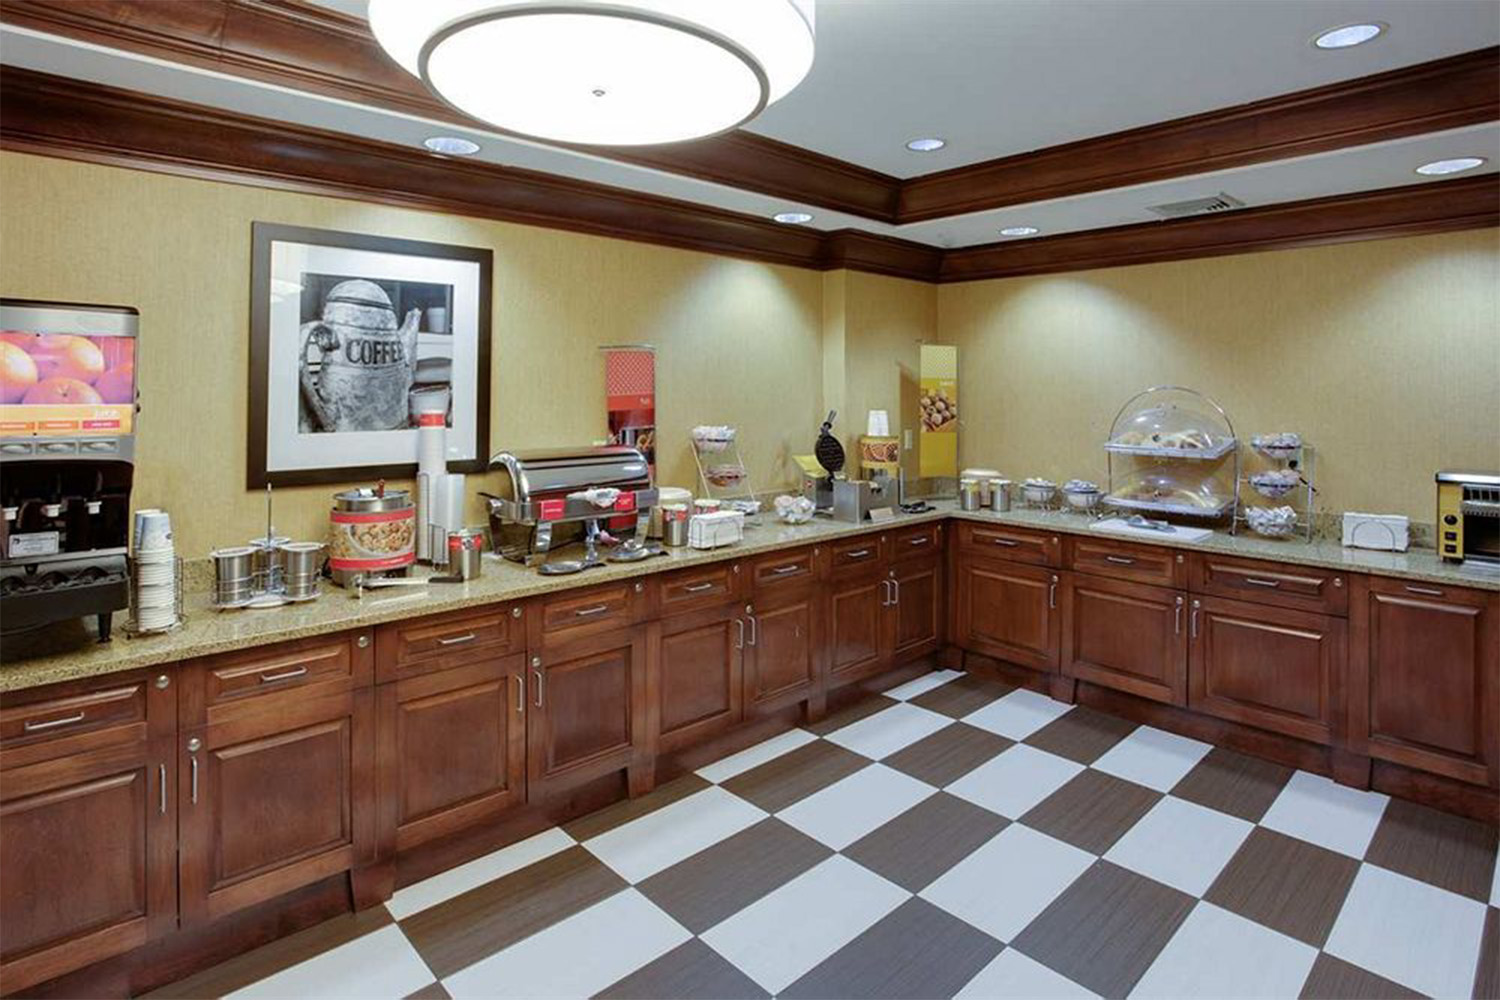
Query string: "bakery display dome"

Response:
xmin=1102 ymin=386 xmax=1239 ymax=521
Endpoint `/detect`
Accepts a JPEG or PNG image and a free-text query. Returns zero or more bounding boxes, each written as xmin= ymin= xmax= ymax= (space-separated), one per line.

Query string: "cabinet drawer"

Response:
xmin=0 ymin=682 xmax=147 ymax=755
xmin=539 ymin=582 xmax=638 ymax=638
xmin=829 ymin=536 xmax=884 ymax=578
xmin=957 ymin=522 xmax=1060 ymax=567
xmin=660 ymin=562 xmax=740 ymax=614
xmin=1191 ymin=555 xmax=1347 ymax=615
xmin=201 ymin=637 xmax=360 ymax=709
xmin=749 ymin=547 xmax=818 ymax=594
xmin=1068 ymin=537 xmax=1185 ymax=588
xmin=377 ymin=604 xmax=523 ymax=682
xmin=890 ymin=522 xmax=942 ymax=563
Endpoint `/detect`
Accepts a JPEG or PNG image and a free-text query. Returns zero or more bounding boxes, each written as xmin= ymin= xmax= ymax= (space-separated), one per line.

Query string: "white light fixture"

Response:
xmin=423 ymin=136 xmax=482 ymax=155
xmin=368 ymin=0 xmax=816 ymax=146
xmin=906 ymin=138 xmax=947 ymax=152
xmin=1313 ymin=23 xmax=1384 ymax=49
xmin=773 ymin=212 xmax=814 ymax=224
xmin=999 ymin=226 xmax=1039 ymax=237
xmin=1415 ymin=156 xmax=1487 ymax=176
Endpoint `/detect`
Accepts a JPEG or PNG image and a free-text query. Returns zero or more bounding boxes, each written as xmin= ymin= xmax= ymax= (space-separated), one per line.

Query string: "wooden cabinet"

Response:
xmin=828 ymin=574 xmax=887 ymax=684
xmin=1067 ymin=536 xmax=1186 ymax=589
xmin=1349 ymin=577 xmax=1498 ymax=786
xmin=957 ymin=522 xmax=1061 ymax=567
xmin=1189 ymin=595 xmax=1344 ymax=745
xmin=889 ymin=558 xmax=942 ymax=662
xmin=956 ymin=556 xmax=1060 ymax=672
xmin=1063 ymin=575 xmax=1187 ymax=705
xmin=1191 ymin=555 xmax=1347 ymax=616
xmin=378 ymin=655 xmax=527 ymax=854
xmin=654 ymin=605 xmax=744 ymax=754
xmin=528 ymin=625 xmax=649 ymax=794
xmin=744 ymin=595 xmax=819 ymax=713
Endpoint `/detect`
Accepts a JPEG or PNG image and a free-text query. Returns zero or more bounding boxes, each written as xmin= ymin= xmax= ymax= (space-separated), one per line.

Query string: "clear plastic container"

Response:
xmin=1104 ymin=468 xmax=1233 ymax=518
xmin=1105 ymin=391 xmax=1236 ymax=459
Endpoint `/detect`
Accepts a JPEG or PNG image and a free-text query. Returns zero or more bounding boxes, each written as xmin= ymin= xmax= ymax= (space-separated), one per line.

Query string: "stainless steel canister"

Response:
xmin=989 ymin=479 xmax=1012 ymax=512
xmin=958 ymin=479 xmax=981 ymax=512
xmin=446 ymin=528 xmax=485 ymax=580
xmin=210 ymin=546 xmax=256 ymax=606
xmin=249 ymin=536 xmax=290 ymax=593
xmin=280 ymin=542 xmax=324 ymax=600
xmin=662 ymin=503 xmax=690 ymax=546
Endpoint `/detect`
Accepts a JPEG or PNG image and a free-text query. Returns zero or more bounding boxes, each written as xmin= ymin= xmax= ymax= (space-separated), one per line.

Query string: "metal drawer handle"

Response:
xmin=1242 ymin=577 xmax=1281 ymax=589
xmin=908 ymin=536 xmax=930 ymax=546
xmin=158 ymin=763 xmax=167 ymax=815
xmin=1105 ymin=555 xmax=1135 ymax=565
xmin=1174 ymin=596 xmax=1184 ymax=635
xmin=771 ymin=564 xmax=801 ymax=575
xmin=515 ymin=674 xmax=525 ymax=714
xmin=735 ymin=618 xmax=745 ymax=649
xmin=1191 ymin=600 xmax=1201 ymax=639
xmin=1405 ymin=585 xmax=1444 ymax=597
xmin=747 ymin=614 xmax=759 ymax=646
xmin=846 ymin=549 xmax=872 ymax=559
xmin=990 ymin=537 xmax=1019 ymax=547
xmin=23 ymin=712 xmax=85 ymax=732
xmin=259 ymin=666 xmax=308 ymax=684
xmin=573 ymin=604 xmax=611 ymax=617
xmin=1048 ymin=575 xmax=1058 ymax=610
xmin=438 ymin=632 xmax=478 ymax=646
xmin=533 ymin=668 xmax=544 ymax=707
xmin=684 ymin=582 xmax=716 ymax=593
xmin=881 ymin=579 xmax=893 ymax=607
xmin=892 ymin=578 xmax=901 ymax=605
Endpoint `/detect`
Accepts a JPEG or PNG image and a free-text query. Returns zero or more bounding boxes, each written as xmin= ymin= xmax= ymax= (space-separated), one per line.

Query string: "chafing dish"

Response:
xmin=483 ymin=446 xmax=658 ymax=566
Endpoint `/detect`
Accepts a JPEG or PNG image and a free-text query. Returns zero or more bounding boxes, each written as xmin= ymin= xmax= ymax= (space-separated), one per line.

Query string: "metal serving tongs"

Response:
xmin=1124 ymin=514 xmax=1178 ymax=533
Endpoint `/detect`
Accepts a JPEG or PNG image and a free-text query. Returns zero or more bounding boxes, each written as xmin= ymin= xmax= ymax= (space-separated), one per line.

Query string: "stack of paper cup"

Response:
xmin=416 ymin=411 xmax=447 ymax=562
xmin=131 ymin=509 xmax=178 ymax=631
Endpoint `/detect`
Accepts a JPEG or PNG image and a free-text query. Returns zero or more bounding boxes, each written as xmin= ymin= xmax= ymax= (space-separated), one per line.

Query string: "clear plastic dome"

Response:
xmin=1104 ymin=468 xmax=1234 ymax=518
xmin=1105 ymin=388 xmax=1236 ymax=458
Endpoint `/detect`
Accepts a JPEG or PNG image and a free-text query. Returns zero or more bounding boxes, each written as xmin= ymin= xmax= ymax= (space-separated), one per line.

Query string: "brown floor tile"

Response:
xmin=636 ymin=818 xmax=832 ymax=933
xmin=1204 ymin=827 xmax=1360 ymax=947
xmin=1363 ymin=798 xmax=1499 ymax=902
xmin=1020 ymin=770 xmax=1161 ymax=854
xmin=1473 ymin=906 xmax=1499 ymax=1000
xmin=883 ymin=722 xmax=1013 ymax=787
xmin=805 ymin=694 xmax=901 ymax=736
xmin=1298 ymin=953 xmax=1426 ymax=999
xmin=400 ymin=845 xmax=627 ymax=978
xmin=722 ymin=740 xmax=871 ymax=813
xmin=595 ymin=939 xmax=770 ymax=1000
xmin=405 ymin=983 xmax=454 ymax=1000
xmin=140 ymin=907 xmax=392 ymax=999
xmin=1169 ymin=747 xmax=1294 ymax=823
xmin=1011 ymin=861 xmax=1195 ymax=998
xmin=911 ymin=674 xmax=1016 ymax=719
xmin=563 ymin=773 xmax=712 ymax=841
xmin=845 ymin=792 xmax=1009 ymax=892
xmin=780 ymin=898 xmax=1003 ymax=1000
xmin=1022 ymin=707 xmax=1137 ymax=765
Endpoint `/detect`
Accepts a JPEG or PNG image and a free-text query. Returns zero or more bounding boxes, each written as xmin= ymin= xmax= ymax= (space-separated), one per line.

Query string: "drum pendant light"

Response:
xmin=368 ymin=0 xmax=816 ymax=146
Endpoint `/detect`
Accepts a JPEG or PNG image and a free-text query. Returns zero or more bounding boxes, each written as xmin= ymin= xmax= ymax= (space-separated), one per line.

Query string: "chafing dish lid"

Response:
xmin=488 ymin=446 xmax=651 ymax=500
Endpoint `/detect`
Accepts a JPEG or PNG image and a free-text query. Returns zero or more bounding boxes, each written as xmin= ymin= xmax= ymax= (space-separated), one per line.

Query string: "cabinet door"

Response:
xmin=655 ymin=606 xmax=744 ymax=754
xmin=890 ymin=561 xmax=941 ymax=663
xmin=529 ymin=626 xmax=648 ymax=794
xmin=1063 ymin=575 xmax=1187 ymax=705
xmin=1189 ymin=596 xmax=1344 ymax=745
xmin=0 ymin=740 xmax=175 ymax=992
xmin=745 ymin=597 xmax=819 ymax=713
xmin=828 ymin=576 xmax=888 ymax=686
xmin=379 ymin=656 xmax=527 ymax=854
xmin=956 ymin=557 xmax=1060 ymax=672
xmin=1350 ymin=578 xmax=1498 ymax=786
xmin=180 ymin=688 xmax=374 ymax=925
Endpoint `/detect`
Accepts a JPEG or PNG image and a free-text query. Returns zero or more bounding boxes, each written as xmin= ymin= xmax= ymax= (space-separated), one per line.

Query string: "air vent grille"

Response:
xmin=1146 ymin=193 xmax=1246 ymax=219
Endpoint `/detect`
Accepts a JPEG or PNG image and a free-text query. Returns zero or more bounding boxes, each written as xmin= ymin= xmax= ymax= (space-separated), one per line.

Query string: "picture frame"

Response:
xmin=248 ymin=222 xmax=492 ymax=488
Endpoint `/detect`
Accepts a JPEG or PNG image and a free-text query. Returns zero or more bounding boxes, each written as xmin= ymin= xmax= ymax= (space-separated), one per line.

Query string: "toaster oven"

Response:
xmin=1436 ymin=471 xmax=1500 ymax=564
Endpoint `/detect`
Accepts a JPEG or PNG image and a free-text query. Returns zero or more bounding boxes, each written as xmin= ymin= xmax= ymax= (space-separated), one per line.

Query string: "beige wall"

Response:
xmin=0 ymin=152 xmax=824 ymax=555
xmin=840 ymin=271 xmax=938 ymax=482
xmin=939 ymin=230 xmax=1500 ymax=521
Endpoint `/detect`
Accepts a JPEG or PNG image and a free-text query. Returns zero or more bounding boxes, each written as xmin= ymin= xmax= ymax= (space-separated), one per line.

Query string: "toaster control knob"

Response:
xmin=1443 ymin=514 xmax=1458 ymax=525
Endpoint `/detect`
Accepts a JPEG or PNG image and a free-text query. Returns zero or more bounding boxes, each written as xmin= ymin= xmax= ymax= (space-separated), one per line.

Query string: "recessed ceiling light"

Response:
xmin=1313 ymin=23 xmax=1384 ymax=49
xmin=1415 ymin=156 xmax=1487 ymax=176
xmin=906 ymin=138 xmax=947 ymax=152
xmin=773 ymin=212 xmax=815 ymax=224
xmin=999 ymin=226 xmax=1039 ymax=237
xmin=423 ymin=136 xmax=481 ymax=155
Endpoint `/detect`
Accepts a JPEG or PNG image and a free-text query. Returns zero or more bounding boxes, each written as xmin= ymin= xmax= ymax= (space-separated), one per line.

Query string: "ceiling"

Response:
xmin=1 ymin=0 xmax=1496 ymax=251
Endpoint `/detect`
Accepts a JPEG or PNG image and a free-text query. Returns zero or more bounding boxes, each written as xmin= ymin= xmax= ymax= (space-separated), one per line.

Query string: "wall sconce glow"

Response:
xmin=906 ymin=138 xmax=947 ymax=152
xmin=999 ymin=226 xmax=1040 ymax=237
xmin=773 ymin=212 xmax=815 ymax=224
xmin=1313 ymin=23 xmax=1384 ymax=49
xmin=369 ymin=0 xmax=816 ymax=146
xmin=423 ymin=136 xmax=482 ymax=155
xmin=1414 ymin=157 xmax=1487 ymax=176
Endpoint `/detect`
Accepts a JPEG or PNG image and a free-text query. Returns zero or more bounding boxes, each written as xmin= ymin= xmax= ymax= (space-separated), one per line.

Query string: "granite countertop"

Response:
xmin=4 ymin=502 xmax=1496 ymax=693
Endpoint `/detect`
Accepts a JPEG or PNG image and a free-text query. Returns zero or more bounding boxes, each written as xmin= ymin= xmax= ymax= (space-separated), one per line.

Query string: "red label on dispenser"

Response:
xmin=538 ymin=499 xmax=565 ymax=521
xmin=418 ymin=412 xmax=446 ymax=427
xmin=613 ymin=493 xmax=637 ymax=513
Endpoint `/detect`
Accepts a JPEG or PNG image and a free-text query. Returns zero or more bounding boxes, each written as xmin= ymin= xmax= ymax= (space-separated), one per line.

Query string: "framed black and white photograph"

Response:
xmin=249 ymin=223 xmax=492 ymax=487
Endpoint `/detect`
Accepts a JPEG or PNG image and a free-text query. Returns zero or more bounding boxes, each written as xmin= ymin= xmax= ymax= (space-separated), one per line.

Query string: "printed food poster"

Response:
xmin=0 ymin=332 xmax=135 ymax=435
xmin=919 ymin=344 xmax=958 ymax=479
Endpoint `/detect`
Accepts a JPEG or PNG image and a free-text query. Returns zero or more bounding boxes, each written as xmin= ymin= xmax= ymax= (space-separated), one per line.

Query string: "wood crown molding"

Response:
xmin=0 ymin=67 xmax=1494 ymax=286
xmin=0 ymin=2 xmax=1494 ymax=225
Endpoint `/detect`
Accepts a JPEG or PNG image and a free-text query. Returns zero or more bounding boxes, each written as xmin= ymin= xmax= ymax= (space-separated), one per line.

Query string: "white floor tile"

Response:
xmin=1090 ymin=726 xmax=1212 ymax=793
xmin=1260 ymin=771 xmax=1389 ymax=859
xmin=1105 ymin=796 xmax=1253 ymax=896
xmin=1130 ymin=902 xmax=1317 ymax=1000
xmin=443 ymin=888 xmax=689 ymax=1000
xmin=883 ymin=669 xmax=965 ymax=701
xmin=963 ymin=688 xmax=1073 ymax=740
xmin=1324 ymin=863 xmax=1488 ymax=1000
xmin=696 ymin=728 xmax=818 ymax=783
xmin=823 ymin=701 xmax=953 ymax=760
xmin=701 ymin=855 xmax=908 ymax=994
xmin=385 ymin=827 xmax=574 ymax=921
xmin=921 ymin=823 xmax=1094 ymax=942
xmin=777 ymin=763 xmax=935 ymax=850
xmin=584 ymin=786 xmax=765 ymax=883
xmin=225 ymin=924 xmax=434 ymax=1000
xmin=957 ymin=948 xmax=1100 ymax=999
xmin=947 ymin=744 xmax=1084 ymax=818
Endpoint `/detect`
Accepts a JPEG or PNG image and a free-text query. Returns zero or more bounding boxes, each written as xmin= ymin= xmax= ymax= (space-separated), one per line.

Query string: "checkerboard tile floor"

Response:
xmin=148 ymin=669 xmax=1500 ymax=1000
